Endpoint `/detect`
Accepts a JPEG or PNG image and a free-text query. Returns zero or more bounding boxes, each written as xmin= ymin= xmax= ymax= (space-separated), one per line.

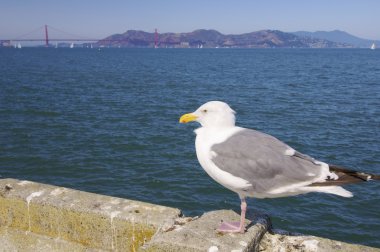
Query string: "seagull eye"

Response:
xmin=202 ymin=109 xmax=208 ymax=113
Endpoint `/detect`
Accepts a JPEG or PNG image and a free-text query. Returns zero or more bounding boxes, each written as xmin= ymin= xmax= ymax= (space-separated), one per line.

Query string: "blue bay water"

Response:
xmin=0 ymin=48 xmax=379 ymax=247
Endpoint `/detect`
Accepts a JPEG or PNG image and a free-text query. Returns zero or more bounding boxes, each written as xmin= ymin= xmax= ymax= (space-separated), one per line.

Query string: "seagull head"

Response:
xmin=179 ymin=101 xmax=236 ymax=128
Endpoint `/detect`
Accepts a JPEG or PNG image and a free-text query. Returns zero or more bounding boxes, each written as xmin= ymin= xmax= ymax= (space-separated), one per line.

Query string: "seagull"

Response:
xmin=179 ymin=101 xmax=379 ymax=233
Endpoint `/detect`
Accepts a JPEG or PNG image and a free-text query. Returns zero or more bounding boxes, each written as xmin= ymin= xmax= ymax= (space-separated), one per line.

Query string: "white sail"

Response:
xmin=17 ymin=43 xmax=22 ymax=49
xmin=70 ymin=43 xmax=74 ymax=48
xmin=370 ymin=43 xmax=376 ymax=50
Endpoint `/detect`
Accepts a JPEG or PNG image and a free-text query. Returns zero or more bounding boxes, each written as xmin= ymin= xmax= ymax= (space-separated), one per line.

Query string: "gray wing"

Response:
xmin=210 ymin=129 xmax=324 ymax=193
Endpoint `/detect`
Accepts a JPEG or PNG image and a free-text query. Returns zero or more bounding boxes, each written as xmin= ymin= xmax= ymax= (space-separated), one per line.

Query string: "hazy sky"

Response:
xmin=1 ymin=0 xmax=379 ymax=40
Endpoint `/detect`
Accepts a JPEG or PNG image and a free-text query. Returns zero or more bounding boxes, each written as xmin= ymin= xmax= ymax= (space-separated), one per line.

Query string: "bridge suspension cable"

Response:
xmin=3 ymin=25 xmax=99 ymax=45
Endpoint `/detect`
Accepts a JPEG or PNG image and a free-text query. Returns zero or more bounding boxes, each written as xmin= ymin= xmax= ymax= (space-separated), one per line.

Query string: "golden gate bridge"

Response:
xmin=1 ymin=25 xmax=159 ymax=47
xmin=1 ymin=25 xmax=100 ymax=47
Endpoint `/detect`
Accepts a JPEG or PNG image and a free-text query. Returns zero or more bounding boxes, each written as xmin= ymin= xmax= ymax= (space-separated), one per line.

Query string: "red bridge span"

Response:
xmin=1 ymin=25 xmax=159 ymax=47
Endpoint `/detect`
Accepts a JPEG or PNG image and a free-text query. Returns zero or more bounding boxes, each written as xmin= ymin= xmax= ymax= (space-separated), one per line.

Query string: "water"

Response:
xmin=0 ymin=48 xmax=379 ymax=247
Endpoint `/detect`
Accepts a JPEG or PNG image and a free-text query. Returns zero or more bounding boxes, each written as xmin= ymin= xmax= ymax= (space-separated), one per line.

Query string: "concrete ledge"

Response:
xmin=1 ymin=178 xmax=379 ymax=252
xmin=0 ymin=178 xmax=181 ymax=251
xmin=142 ymin=210 xmax=271 ymax=252
xmin=260 ymin=230 xmax=380 ymax=252
xmin=0 ymin=227 xmax=96 ymax=252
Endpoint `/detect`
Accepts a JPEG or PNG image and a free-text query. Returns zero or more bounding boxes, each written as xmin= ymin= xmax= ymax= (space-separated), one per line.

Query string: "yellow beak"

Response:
xmin=179 ymin=113 xmax=198 ymax=123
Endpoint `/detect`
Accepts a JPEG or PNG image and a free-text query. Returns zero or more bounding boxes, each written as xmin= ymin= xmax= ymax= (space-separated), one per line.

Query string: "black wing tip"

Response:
xmin=328 ymin=164 xmax=380 ymax=184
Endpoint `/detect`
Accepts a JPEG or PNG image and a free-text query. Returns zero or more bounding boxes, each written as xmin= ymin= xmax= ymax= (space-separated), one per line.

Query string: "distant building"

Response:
xmin=180 ymin=42 xmax=189 ymax=48
xmin=1 ymin=40 xmax=11 ymax=47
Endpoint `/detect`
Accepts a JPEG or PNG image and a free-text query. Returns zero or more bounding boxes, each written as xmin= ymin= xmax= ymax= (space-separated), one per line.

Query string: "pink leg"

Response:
xmin=217 ymin=198 xmax=247 ymax=233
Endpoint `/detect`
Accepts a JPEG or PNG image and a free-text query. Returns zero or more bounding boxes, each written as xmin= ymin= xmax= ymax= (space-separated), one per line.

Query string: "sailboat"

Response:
xmin=370 ymin=43 xmax=376 ymax=50
xmin=17 ymin=43 xmax=22 ymax=49
xmin=70 ymin=43 xmax=74 ymax=48
xmin=55 ymin=42 xmax=58 ymax=48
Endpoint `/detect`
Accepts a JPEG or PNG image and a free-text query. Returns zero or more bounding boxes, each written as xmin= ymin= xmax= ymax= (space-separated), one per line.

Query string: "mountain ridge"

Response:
xmin=292 ymin=30 xmax=379 ymax=48
xmin=96 ymin=29 xmax=355 ymax=48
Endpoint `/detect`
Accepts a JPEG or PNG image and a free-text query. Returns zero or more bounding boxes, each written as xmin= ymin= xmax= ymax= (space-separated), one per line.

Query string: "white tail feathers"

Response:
xmin=303 ymin=186 xmax=353 ymax=198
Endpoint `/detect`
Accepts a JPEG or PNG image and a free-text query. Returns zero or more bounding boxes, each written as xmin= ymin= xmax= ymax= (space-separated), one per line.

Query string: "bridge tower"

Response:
xmin=154 ymin=29 xmax=158 ymax=48
xmin=44 ymin=25 xmax=49 ymax=47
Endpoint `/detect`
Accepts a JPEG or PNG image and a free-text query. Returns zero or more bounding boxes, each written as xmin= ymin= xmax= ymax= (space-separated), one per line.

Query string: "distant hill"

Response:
xmin=292 ymin=30 xmax=379 ymax=48
xmin=96 ymin=29 xmax=353 ymax=48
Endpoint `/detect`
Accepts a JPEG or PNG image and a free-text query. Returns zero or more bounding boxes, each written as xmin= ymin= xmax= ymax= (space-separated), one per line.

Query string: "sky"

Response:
xmin=1 ymin=0 xmax=379 ymax=41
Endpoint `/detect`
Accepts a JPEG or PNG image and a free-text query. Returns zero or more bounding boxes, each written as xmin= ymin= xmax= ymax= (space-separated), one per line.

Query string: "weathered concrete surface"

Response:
xmin=0 ymin=178 xmax=181 ymax=251
xmin=142 ymin=210 xmax=271 ymax=252
xmin=259 ymin=230 xmax=380 ymax=252
xmin=0 ymin=227 xmax=100 ymax=252
xmin=1 ymin=178 xmax=379 ymax=252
